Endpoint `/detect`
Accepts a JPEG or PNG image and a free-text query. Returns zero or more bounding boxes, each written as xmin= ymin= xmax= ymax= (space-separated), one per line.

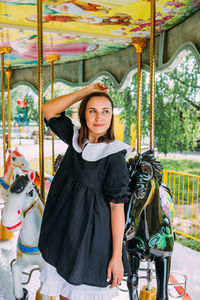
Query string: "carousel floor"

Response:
xmin=0 ymin=230 xmax=199 ymax=300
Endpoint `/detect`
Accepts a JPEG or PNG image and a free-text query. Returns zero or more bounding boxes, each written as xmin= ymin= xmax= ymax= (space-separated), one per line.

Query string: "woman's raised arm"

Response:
xmin=42 ymin=82 xmax=108 ymax=121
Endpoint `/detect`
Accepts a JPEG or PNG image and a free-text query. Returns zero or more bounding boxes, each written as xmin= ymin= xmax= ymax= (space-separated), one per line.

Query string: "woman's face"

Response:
xmin=85 ymin=96 xmax=113 ymax=141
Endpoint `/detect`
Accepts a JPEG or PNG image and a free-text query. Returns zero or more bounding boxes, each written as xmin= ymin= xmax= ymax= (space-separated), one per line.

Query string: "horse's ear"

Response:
xmin=27 ymin=169 xmax=35 ymax=182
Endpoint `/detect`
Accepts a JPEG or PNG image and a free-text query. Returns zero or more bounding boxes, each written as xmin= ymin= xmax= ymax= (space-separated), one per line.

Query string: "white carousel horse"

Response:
xmin=2 ymin=170 xmax=51 ymax=300
xmin=0 ymin=148 xmax=30 ymax=202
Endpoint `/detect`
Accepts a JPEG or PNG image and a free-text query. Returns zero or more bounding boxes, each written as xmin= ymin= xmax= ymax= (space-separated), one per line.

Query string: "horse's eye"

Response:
xmin=27 ymin=190 xmax=34 ymax=197
xmin=17 ymin=210 xmax=21 ymax=215
xmin=142 ymin=164 xmax=148 ymax=171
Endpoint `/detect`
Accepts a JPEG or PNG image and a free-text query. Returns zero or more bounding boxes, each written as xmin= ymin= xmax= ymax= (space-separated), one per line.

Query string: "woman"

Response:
xmin=38 ymin=82 xmax=132 ymax=300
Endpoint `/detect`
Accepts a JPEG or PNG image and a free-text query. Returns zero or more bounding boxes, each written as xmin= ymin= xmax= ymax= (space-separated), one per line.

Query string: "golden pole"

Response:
xmin=0 ymin=47 xmax=11 ymax=168
xmin=0 ymin=47 xmax=13 ymax=241
xmin=5 ymin=68 xmax=13 ymax=149
xmin=132 ymin=38 xmax=147 ymax=154
xmin=45 ymin=55 xmax=60 ymax=175
xmin=149 ymin=0 xmax=156 ymax=150
xmin=37 ymin=0 xmax=45 ymax=202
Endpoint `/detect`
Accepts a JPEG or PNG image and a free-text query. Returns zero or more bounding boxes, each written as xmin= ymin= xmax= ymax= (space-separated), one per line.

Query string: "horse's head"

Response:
xmin=125 ymin=150 xmax=163 ymax=241
xmin=128 ymin=150 xmax=162 ymax=190
xmin=2 ymin=170 xmax=36 ymax=232
xmin=6 ymin=148 xmax=30 ymax=175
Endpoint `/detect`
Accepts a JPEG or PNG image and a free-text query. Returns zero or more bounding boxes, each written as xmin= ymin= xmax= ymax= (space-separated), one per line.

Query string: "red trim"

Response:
xmin=5 ymin=220 xmax=23 ymax=231
xmin=169 ymin=274 xmax=192 ymax=300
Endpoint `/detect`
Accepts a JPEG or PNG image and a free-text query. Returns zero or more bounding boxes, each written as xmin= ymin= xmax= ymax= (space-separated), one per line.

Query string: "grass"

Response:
xmin=175 ymin=233 xmax=200 ymax=252
xmin=158 ymin=158 xmax=200 ymax=176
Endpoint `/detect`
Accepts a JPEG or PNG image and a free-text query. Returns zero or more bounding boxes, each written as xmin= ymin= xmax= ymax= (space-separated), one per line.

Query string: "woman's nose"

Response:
xmin=95 ymin=113 xmax=102 ymax=120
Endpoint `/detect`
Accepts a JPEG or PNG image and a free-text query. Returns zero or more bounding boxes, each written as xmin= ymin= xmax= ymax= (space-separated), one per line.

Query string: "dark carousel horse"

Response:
xmin=124 ymin=150 xmax=174 ymax=300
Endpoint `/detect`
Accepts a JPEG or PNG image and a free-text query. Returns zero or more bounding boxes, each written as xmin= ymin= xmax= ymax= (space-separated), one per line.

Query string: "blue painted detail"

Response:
xmin=0 ymin=178 xmax=10 ymax=190
xmin=17 ymin=239 xmax=40 ymax=254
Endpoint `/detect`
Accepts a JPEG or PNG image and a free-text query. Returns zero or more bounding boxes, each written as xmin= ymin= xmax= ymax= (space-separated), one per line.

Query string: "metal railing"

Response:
xmin=163 ymin=170 xmax=200 ymax=242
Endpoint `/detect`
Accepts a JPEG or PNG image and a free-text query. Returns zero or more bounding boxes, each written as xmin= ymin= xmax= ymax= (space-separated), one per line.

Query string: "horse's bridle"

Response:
xmin=23 ymin=196 xmax=39 ymax=218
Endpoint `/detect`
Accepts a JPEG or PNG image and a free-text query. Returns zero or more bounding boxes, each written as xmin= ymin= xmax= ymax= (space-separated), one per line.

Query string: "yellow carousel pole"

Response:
xmin=149 ymin=0 xmax=156 ymax=150
xmin=35 ymin=2 xmax=56 ymax=299
xmin=139 ymin=1 xmax=157 ymax=300
xmin=5 ymin=68 xmax=13 ymax=149
xmin=37 ymin=0 xmax=45 ymax=202
xmin=131 ymin=38 xmax=147 ymax=154
xmin=45 ymin=55 xmax=60 ymax=175
xmin=0 ymin=47 xmax=13 ymax=241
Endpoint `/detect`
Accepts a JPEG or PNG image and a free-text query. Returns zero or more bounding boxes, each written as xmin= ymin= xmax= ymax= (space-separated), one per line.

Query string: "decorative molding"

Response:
xmin=0 ymin=47 xmax=11 ymax=55
xmin=132 ymin=38 xmax=148 ymax=54
xmin=45 ymin=55 xmax=60 ymax=62
xmin=4 ymin=42 xmax=200 ymax=93
xmin=5 ymin=68 xmax=13 ymax=79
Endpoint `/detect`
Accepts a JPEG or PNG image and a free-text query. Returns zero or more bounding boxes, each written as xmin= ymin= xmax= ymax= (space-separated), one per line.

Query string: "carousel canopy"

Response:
xmin=0 ymin=0 xmax=200 ymax=70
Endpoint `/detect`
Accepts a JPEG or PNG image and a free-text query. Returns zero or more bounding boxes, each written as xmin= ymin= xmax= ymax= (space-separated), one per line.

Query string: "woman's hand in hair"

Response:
xmin=88 ymin=82 xmax=109 ymax=93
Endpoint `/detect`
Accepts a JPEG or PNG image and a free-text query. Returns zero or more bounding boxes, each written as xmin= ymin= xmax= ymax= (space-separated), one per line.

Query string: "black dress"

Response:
xmin=38 ymin=112 xmax=132 ymax=288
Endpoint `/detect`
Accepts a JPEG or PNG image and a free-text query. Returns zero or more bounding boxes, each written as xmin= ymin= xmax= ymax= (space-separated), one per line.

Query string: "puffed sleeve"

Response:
xmin=44 ymin=112 xmax=74 ymax=145
xmin=103 ymin=150 xmax=131 ymax=204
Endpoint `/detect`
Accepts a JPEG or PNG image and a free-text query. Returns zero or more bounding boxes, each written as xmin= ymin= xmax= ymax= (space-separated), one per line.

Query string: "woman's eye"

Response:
xmin=89 ymin=110 xmax=96 ymax=113
xmin=103 ymin=110 xmax=109 ymax=114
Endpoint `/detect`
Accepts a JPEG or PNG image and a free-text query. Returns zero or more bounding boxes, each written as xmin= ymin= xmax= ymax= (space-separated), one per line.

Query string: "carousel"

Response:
xmin=0 ymin=1 xmax=200 ymax=299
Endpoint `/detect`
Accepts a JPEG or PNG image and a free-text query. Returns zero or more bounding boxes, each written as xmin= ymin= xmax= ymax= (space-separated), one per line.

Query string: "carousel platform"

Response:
xmin=0 ymin=231 xmax=199 ymax=300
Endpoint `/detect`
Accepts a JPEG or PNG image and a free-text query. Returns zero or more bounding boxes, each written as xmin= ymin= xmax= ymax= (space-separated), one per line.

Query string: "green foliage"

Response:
xmin=158 ymin=158 xmax=200 ymax=176
xmin=0 ymin=85 xmax=38 ymax=124
xmin=176 ymin=234 xmax=200 ymax=252
xmin=103 ymin=54 xmax=199 ymax=153
xmin=141 ymin=54 xmax=200 ymax=154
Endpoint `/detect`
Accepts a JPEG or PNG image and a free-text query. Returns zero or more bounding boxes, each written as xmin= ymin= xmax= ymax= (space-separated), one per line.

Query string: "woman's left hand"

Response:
xmin=107 ymin=256 xmax=124 ymax=288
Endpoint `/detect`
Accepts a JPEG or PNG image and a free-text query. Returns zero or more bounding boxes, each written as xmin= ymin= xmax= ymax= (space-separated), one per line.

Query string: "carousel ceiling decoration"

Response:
xmin=0 ymin=0 xmax=199 ymax=69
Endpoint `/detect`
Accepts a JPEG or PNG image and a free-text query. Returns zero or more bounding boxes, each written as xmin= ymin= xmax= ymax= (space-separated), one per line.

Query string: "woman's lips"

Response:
xmin=93 ymin=124 xmax=104 ymax=127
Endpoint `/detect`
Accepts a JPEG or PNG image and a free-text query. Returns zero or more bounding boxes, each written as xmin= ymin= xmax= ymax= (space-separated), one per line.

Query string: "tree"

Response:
xmin=153 ymin=54 xmax=199 ymax=154
xmin=10 ymin=86 xmax=38 ymax=123
xmin=102 ymin=53 xmax=200 ymax=154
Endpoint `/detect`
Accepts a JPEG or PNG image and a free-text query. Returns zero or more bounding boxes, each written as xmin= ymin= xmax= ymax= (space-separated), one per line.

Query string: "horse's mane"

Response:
xmin=4 ymin=149 xmax=22 ymax=176
xmin=13 ymin=149 xmax=22 ymax=157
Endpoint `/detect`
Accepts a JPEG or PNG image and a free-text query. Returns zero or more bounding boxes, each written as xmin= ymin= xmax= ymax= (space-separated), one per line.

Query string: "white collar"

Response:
xmin=72 ymin=126 xmax=133 ymax=161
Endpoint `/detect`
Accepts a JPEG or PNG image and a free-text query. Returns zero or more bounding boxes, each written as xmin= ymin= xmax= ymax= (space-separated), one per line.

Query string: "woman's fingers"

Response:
xmin=110 ymin=272 xmax=123 ymax=288
xmin=94 ymin=82 xmax=109 ymax=91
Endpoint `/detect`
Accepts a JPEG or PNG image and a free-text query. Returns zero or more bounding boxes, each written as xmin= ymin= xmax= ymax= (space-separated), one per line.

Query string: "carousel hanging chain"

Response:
xmin=131 ymin=38 xmax=147 ymax=154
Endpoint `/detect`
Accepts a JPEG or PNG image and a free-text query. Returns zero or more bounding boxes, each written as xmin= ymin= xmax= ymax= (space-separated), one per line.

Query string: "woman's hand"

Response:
xmin=107 ymin=256 xmax=124 ymax=288
xmin=87 ymin=82 xmax=109 ymax=94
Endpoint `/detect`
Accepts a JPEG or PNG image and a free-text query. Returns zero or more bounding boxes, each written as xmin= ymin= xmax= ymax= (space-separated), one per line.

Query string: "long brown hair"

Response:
xmin=78 ymin=92 xmax=115 ymax=148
